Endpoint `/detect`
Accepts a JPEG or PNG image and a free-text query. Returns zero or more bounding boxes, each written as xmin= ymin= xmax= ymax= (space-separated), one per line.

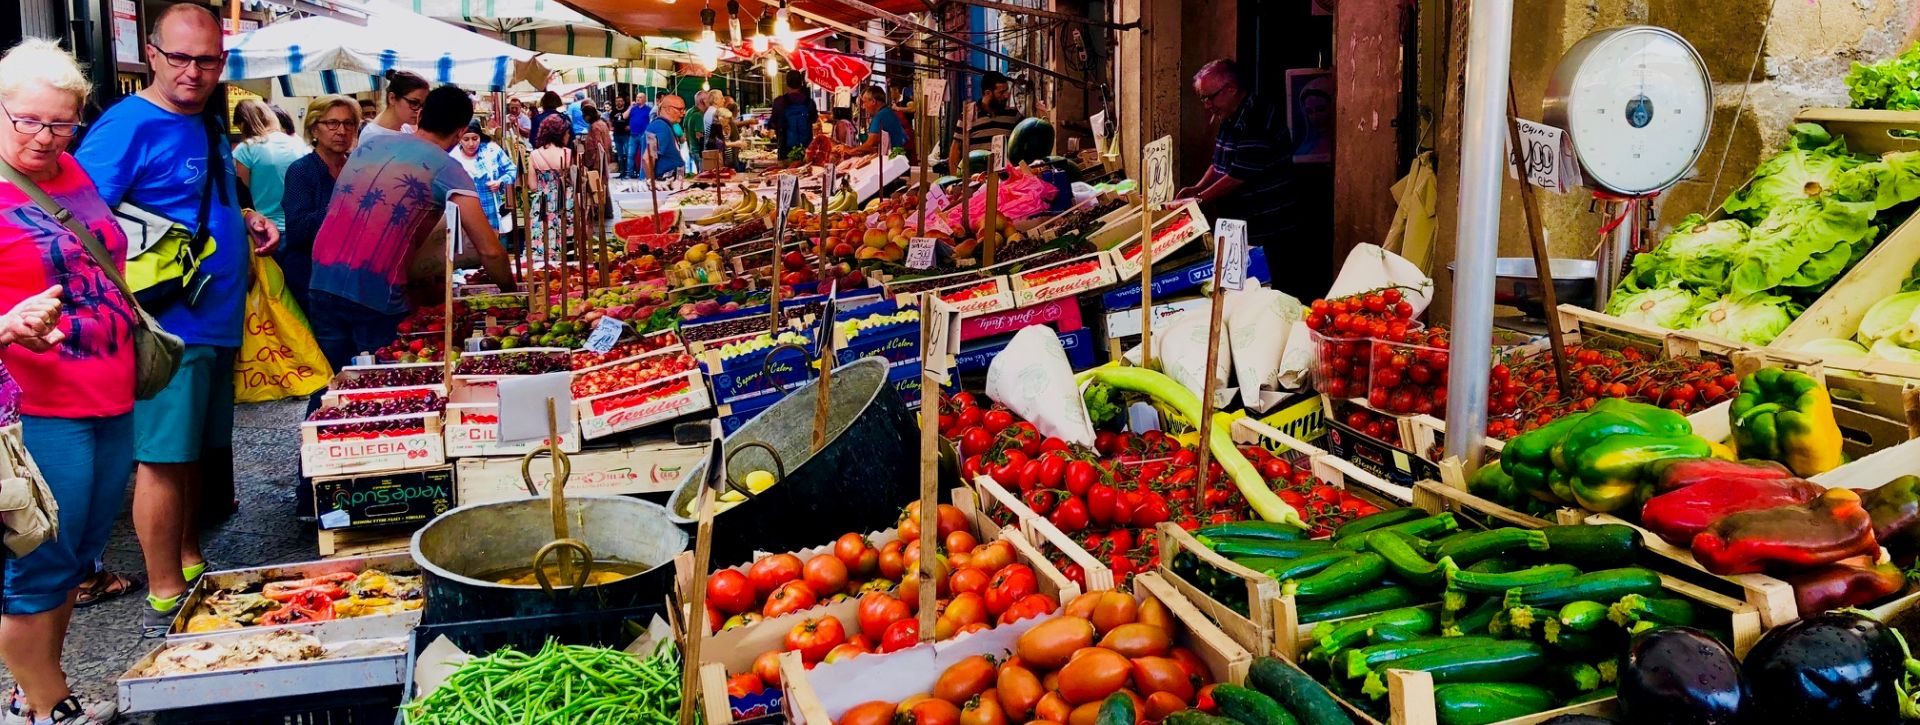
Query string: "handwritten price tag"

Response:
xmin=906 ymin=237 xmax=937 ymax=270
xmin=1144 ymin=135 xmax=1174 ymax=208
xmin=583 ymin=316 xmax=625 ymax=354
xmin=1215 ymin=219 xmax=1248 ymax=291
xmin=1506 ymin=119 xmax=1577 ymax=193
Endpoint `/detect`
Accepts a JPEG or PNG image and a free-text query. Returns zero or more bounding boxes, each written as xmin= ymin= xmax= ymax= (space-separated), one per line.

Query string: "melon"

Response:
xmin=1006 ymin=117 xmax=1055 ymax=164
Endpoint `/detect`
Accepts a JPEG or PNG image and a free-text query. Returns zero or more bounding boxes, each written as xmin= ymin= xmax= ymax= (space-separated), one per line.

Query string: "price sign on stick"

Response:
xmin=991 ymin=135 xmax=1005 ymax=166
xmin=497 ymin=372 xmax=573 ymax=444
xmin=915 ymin=298 xmax=959 ymax=640
xmin=1216 ymin=219 xmax=1249 ymax=291
xmin=906 ymin=236 xmax=937 ymax=270
xmin=1090 ymin=111 xmax=1109 ymax=156
xmin=1143 ymin=135 xmax=1174 ymax=208
xmin=922 ymin=77 xmax=945 ymax=114
xmin=583 ymin=316 xmax=625 ymax=354
xmin=922 ymin=298 xmax=962 ymax=385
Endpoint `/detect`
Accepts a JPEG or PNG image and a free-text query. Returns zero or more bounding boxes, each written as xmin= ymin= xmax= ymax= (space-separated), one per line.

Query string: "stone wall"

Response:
xmin=1424 ymin=0 xmax=1920 ymax=320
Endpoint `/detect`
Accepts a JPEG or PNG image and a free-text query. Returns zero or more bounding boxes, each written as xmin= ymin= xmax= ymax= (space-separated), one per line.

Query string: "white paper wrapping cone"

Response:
xmin=1327 ymin=243 xmax=1435 ymax=318
xmin=986 ymin=325 xmax=1098 ymax=446
xmin=1226 ymin=285 xmax=1303 ymax=410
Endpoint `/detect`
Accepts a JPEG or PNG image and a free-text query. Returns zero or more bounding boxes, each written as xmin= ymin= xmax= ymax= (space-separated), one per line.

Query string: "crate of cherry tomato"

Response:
xmin=1108 ymin=201 xmax=1211 ymax=280
xmin=299 ymin=389 xmax=446 ymax=477
xmin=777 ymin=570 xmax=1249 ymax=725
xmin=688 ymin=495 xmax=1081 ymax=724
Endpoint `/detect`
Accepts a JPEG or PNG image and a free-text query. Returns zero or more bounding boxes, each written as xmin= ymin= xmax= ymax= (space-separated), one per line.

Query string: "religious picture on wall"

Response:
xmin=1286 ymin=69 xmax=1334 ymax=164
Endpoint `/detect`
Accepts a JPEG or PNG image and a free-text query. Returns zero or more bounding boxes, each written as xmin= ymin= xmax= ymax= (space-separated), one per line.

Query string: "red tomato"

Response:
xmin=706 ymin=569 xmax=755 ymax=615
xmin=753 ymin=649 xmax=783 ymax=686
xmin=1257 ymin=457 xmax=1290 ymax=482
xmin=983 ymin=409 xmax=1015 ymax=434
xmin=945 ymin=592 xmax=989 ymax=627
xmin=706 ymin=602 xmax=723 ymax=633
xmin=803 ymin=555 xmax=850 ymax=596
xmin=1016 ymin=459 xmax=1043 ymax=492
xmin=879 ymin=540 xmax=907 ymax=579
xmin=944 ymin=530 xmax=978 ymax=556
xmin=763 ymin=580 xmax=819 ymax=618
xmin=747 ymin=553 xmax=804 ymax=597
xmin=949 ymin=567 xmax=991 ymax=596
xmin=998 ymin=593 xmax=1058 ymax=624
xmin=984 ymin=450 xmax=1029 ymax=486
xmin=784 ymin=616 xmax=846 ymax=663
xmin=727 ymin=672 xmax=765 ymax=698
xmin=824 ymin=642 xmax=867 ymax=664
xmin=834 ymin=533 xmax=871 ymax=569
xmin=1038 ymin=452 xmax=1070 ymax=492
xmin=959 ymin=427 xmax=991 ymax=457
xmin=858 ymin=592 xmax=912 ymax=641
xmin=985 ymin=564 xmax=1039 ymax=616
xmin=969 ymin=540 xmax=1015 ymax=574
xmin=880 ymin=617 xmax=920 ymax=653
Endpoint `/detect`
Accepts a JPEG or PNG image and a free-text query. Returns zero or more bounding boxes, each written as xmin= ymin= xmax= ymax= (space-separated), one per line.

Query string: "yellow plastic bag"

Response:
xmin=233 ymin=254 xmax=331 ymax=402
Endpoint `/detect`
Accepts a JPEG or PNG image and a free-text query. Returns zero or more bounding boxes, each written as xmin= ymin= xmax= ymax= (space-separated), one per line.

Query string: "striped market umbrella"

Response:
xmin=222 ymin=2 xmax=549 ymax=93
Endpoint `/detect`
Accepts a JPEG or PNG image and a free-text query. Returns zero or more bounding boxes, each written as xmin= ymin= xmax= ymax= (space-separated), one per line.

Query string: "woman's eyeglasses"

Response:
xmin=396 ymin=96 xmax=425 ymax=110
xmin=313 ymin=119 xmax=355 ymax=130
xmin=149 ymin=44 xmax=223 ymax=71
xmin=1 ymin=104 xmax=83 ymax=138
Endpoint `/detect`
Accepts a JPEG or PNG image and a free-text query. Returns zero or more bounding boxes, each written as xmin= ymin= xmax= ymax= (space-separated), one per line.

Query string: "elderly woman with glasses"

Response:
xmin=0 ymin=38 xmax=140 ymax=725
xmin=278 ymin=94 xmax=359 ymax=314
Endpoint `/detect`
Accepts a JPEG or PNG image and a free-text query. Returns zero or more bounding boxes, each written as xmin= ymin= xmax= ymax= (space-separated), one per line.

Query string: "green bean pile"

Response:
xmin=404 ymin=639 xmax=683 ymax=725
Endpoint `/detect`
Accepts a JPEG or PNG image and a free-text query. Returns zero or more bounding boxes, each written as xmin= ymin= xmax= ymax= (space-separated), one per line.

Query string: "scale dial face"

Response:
xmin=1551 ymin=26 xmax=1713 ymax=195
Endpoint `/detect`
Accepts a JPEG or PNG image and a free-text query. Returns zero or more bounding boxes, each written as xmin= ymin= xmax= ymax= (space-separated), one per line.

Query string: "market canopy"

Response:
xmin=223 ymin=2 xmax=551 ymax=93
xmin=551 ymin=0 xmax=924 ymax=40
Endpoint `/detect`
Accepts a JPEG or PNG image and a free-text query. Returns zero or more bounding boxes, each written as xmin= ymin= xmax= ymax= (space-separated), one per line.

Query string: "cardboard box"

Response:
xmin=930 ymin=276 xmax=1014 ymax=317
xmin=312 ymin=466 xmax=454 ymax=531
xmin=1007 ymin=252 xmax=1116 ymax=307
xmin=959 ymin=296 xmax=1082 ymax=342
xmin=443 ymin=402 xmax=582 ymax=458
xmin=576 ymin=369 xmax=714 ymax=440
xmin=1103 ymin=295 xmax=1210 ymax=339
xmin=299 ymin=414 xmax=446 ymax=478
xmin=955 ymin=327 xmax=1094 ymax=374
xmin=1101 ymin=246 xmax=1270 ymax=308
xmin=1107 ymin=202 xmax=1210 ymax=280
xmin=454 ymin=437 xmax=709 ymax=503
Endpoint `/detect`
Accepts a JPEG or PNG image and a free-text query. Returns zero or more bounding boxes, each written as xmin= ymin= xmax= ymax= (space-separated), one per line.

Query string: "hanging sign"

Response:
xmin=1215 ymin=219 xmax=1249 ymax=291
xmin=1506 ymin=119 xmax=1580 ymax=194
xmin=1090 ymin=111 xmax=1109 ymax=156
xmin=1144 ymin=135 xmax=1174 ymax=208
xmin=906 ymin=237 xmax=937 ymax=270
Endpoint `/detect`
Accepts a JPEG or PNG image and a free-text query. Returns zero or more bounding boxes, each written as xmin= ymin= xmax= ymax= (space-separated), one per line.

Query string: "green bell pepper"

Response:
xmin=1467 ymin=460 xmax=1520 ymax=506
xmin=1549 ymin=399 xmax=1691 ymax=473
xmin=1731 ymin=367 xmax=1844 ymax=477
xmin=1504 ymin=413 xmax=1588 ymax=503
xmin=1570 ymin=433 xmax=1714 ymax=514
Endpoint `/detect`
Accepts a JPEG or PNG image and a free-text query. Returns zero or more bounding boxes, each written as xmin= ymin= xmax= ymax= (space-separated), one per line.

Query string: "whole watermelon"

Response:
xmin=1006 ymin=117 xmax=1055 ymax=164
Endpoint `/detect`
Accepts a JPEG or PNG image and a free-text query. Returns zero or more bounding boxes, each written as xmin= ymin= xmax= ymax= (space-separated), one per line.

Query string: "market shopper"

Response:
xmin=567 ymin=91 xmax=590 ymax=136
xmin=280 ymin=94 xmax=359 ymax=314
xmin=626 ymin=91 xmax=652 ymax=172
xmin=610 ymin=95 xmax=631 ymax=177
xmin=74 ymin=1 xmax=280 ymax=640
xmin=0 ymin=37 xmax=139 ymax=725
xmin=507 ymin=98 xmax=531 ymax=139
xmin=646 ymin=93 xmax=689 ymax=180
xmin=357 ymin=98 xmax=377 ymax=123
xmin=840 ymin=85 xmax=907 ymax=158
xmin=451 ymin=121 xmax=518 ymax=235
xmin=527 ymin=115 xmax=574 ymax=255
xmin=947 ymin=70 xmax=1019 ymax=173
xmin=361 ymin=69 xmax=429 ymax=142
xmin=771 ymin=70 xmax=817 ymax=161
xmin=231 ymin=99 xmax=309 ymax=235
xmin=1175 ymin=58 xmax=1310 ymax=296
xmin=307 ymin=85 xmax=516 ymax=383
xmin=582 ymin=103 xmax=613 ymax=175
xmin=685 ymin=90 xmax=709 ymax=173
xmin=531 ymin=90 xmax=568 ymax=146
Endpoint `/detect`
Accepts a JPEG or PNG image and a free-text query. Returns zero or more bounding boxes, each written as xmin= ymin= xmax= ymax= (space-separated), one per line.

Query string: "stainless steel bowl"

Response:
xmin=1449 ymin=258 xmax=1597 ymax=318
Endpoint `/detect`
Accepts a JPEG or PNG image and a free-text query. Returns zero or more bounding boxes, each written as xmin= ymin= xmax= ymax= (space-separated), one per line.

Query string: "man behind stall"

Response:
xmin=947 ymin=70 xmax=1019 ymax=173
xmin=1177 ymin=58 xmax=1314 ymax=297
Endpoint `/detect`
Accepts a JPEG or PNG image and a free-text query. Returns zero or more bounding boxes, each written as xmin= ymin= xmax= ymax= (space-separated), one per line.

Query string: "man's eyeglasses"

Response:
xmin=149 ymin=44 xmax=223 ymax=71
xmin=1197 ymin=84 xmax=1232 ymax=104
xmin=313 ymin=119 xmax=355 ymax=130
xmin=1 ymin=104 xmax=84 ymax=138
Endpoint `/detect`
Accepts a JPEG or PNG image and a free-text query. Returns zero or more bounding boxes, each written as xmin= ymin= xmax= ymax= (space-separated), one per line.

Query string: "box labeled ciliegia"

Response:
xmin=300 ymin=413 xmax=446 ymax=477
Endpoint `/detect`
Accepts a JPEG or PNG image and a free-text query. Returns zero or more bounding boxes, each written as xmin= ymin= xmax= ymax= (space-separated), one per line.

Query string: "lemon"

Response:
xmin=746 ymin=470 xmax=777 ymax=492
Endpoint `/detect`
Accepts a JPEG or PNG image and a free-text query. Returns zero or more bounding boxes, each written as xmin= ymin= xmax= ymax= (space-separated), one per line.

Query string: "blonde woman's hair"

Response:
xmin=0 ymin=38 xmax=91 ymax=109
xmin=304 ymin=94 xmax=358 ymax=143
xmin=234 ymin=99 xmax=280 ymax=141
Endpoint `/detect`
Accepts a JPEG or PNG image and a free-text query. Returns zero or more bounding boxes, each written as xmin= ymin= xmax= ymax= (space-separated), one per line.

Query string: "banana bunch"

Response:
xmin=824 ymin=181 xmax=859 ymax=213
xmin=689 ymin=184 xmax=770 ymax=226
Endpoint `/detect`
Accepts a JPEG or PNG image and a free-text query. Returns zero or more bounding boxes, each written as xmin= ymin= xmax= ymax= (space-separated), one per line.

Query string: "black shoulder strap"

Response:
xmin=195 ymin=115 xmax=223 ymax=240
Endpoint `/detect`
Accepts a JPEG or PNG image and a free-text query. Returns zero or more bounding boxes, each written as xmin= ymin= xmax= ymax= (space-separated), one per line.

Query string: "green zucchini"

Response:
xmin=1299 ymin=585 xmax=1423 ymax=624
xmin=1195 ymin=520 xmax=1309 ymax=541
xmin=1503 ymin=606 xmax=1560 ymax=638
xmin=1543 ymin=628 xmax=1622 ymax=657
xmin=1096 ymin=691 xmax=1138 ymax=725
xmin=1286 ymin=552 xmax=1387 ymax=601
xmin=1334 ymin=513 xmax=1458 ymax=551
xmin=1434 ymin=528 xmax=1549 ymax=565
xmin=1504 ymin=567 xmax=1663 ymax=609
xmin=1343 ymin=636 xmax=1499 ymax=679
xmin=1557 ymin=601 xmax=1610 ymax=632
xmin=1239 ymin=549 xmax=1355 ymax=582
xmin=1246 ymin=657 xmax=1350 ymax=725
xmin=1606 ymin=593 xmax=1697 ymax=628
xmin=1358 ymin=641 xmax=1549 ymax=700
xmin=1211 ymin=538 xmax=1337 ymax=560
xmin=1364 ymin=530 xmax=1448 ymax=588
xmin=1442 ymin=562 xmax=1581 ymax=613
xmin=1431 ymin=683 xmax=1557 ymax=725
xmin=1443 ymin=597 xmax=1504 ymax=637
xmin=1212 ymin=683 xmax=1298 ymax=725
xmin=1161 ymin=711 xmax=1242 ymax=725
xmin=1541 ymin=524 xmax=1639 ymax=567
xmin=1368 ymin=625 xmax=1424 ymax=644
xmin=1310 ymin=605 xmax=1437 ymax=654
xmin=1463 ymin=557 xmax=1522 ymax=574
xmin=1333 ymin=508 xmax=1424 ymax=540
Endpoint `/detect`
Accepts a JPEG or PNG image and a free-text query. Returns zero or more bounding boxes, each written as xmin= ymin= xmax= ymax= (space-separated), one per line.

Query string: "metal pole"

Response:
xmin=1441 ymin=0 xmax=1514 ymax=467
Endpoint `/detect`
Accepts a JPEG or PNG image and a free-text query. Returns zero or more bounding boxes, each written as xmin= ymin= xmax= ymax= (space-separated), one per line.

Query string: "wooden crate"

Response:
xmin=1155 ymin=521 xmax=1281 ymax=655
xmin=316 ymin=526 xmax=414 ymax=558
xmin=777 ymin=570 xmax=1248 ymax=725
xmin=971 ymin=474 xmax=1040 ymax=542
xmin=1269 ymin=480 xmax=1765 ymax=661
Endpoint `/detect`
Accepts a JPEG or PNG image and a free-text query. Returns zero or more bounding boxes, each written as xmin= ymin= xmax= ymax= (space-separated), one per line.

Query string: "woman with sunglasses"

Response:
xmin=360 ymin=70 xmax=429 ymax=142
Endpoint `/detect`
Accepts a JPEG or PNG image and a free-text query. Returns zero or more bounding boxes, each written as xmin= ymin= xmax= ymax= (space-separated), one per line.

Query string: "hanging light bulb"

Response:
xmin=695 ymin=5 xmax=721 ymax=70
xmin=702 ymin=79 xmax=711 ymax=91
xmin=726 ymin=0 xmax=743 ymax=49
xmin=774 ymin=1 xmax=795 ymax=52
xmin=765 ymin=55 xmax=779 ymax=79
xmin=752 ymin=12 xmax=772 ymax=54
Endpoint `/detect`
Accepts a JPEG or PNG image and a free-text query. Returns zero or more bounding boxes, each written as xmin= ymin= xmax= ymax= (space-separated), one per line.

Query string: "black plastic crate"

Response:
xmin=397 ymin=605 xmax=668 ymax=723
xmin=154 ymin=686 xmax=402 ymax=724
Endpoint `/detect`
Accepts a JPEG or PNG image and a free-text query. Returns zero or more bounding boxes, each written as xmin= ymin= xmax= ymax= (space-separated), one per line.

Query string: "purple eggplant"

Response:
xmin=1743 ymin=611 xmax=1907 ymax=722
xmin=1618 ymin=627 xmax=1750 ymax=724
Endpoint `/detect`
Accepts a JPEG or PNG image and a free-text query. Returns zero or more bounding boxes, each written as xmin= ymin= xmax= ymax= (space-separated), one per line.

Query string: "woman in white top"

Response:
xmin=231 ymin=99 xmax=309 ymax=233
xmin=359 ymin=69 xmax=428 ymax=141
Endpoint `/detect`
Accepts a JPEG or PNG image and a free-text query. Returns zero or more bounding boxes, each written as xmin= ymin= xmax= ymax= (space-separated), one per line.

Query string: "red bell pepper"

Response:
xmin=1648 ymin=458 xmax=1794 ymax=497
xmin=258 ymin=588 xmax=338 ymax=624
xmin=1691 ymin=488 xmax=1879 ymax=575
xmin=263 ymin=572 xmax=355 ymax=602
xmin=1782 ymin=561 xmax=1907 ymax=617
xmin=1640 ymin=477 xmax=1825 ymax=546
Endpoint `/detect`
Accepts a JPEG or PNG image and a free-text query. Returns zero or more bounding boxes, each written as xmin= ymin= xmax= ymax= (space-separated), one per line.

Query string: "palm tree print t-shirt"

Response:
xmin=309 ymin=132 xmax=476 ymax=314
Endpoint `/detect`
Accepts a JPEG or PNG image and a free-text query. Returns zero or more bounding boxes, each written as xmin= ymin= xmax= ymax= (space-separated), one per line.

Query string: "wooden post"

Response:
xmin=982 ymin=147 xmax=999 ymax=266
xmin=915 ymin=308 xmax=940 ymax=641
xmin=679 ymin=439 xmax=722 ymax=725
xmin=1137 ymin=200 xmax=1155 ymax=366
xmin=443 ymin=205 xmax=457 ymax=377
xmin=917 ymin=77 xmax=930 ymax=235
xmin=811 ymin=338 xmax=835 ymax=453
xmin=959 ymin=104 xmax=976 ymax=238
xmin=769 ymin=210 xmax=786 ymax=335
xmin=1506 ymin=82 xmax=1573 ymax=398
xmin=818 ymin=162 xmax=834 ymax=287
xmin=1193 ymin=235 xmax=1227 ymax=498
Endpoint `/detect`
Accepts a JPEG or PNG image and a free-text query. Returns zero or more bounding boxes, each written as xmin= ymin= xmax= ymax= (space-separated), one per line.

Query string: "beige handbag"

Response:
xmin=0 ymin=423 xmax=58 ymax=558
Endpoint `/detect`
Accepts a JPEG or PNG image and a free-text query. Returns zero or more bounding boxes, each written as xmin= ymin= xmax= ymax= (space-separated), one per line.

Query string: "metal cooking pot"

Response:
xmin=668 ymin=356 xmax=918 ymax=569
xmin=1449 ymin=257 xmax=1597 ymax=318
xmin=411 ymin=495 xmax=687 ymax=623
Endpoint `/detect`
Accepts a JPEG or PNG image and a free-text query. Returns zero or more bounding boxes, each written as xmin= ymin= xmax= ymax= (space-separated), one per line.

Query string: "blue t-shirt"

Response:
xmin=866 ymin=108 xmax=907 ymax=152
xmin=568 ymin=101 xmax=589 ymax=135
xmin=646 ymin=117 xmax=684 ymax=178
xmin=628 ymin=103 xmax=652 ymax=137
xmin=76 ymin=95 xmax=247 ymax=347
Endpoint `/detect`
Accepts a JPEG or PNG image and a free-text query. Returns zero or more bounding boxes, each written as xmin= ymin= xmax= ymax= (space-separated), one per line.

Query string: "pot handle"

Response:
xmin=723 ymin=440 xmax=785 ymax=501
xmin=760 ymin=342 xmax=815 ymax=387
xmin=519 ymin=446 xmax=573 ymax=498
xmin=532 ymin=537 xmax=595 ymax=596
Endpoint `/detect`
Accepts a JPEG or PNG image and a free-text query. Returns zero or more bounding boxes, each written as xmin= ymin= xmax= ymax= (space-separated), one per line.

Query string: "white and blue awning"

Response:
xmin=222 ymin=2 xmax=549 ymax=93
